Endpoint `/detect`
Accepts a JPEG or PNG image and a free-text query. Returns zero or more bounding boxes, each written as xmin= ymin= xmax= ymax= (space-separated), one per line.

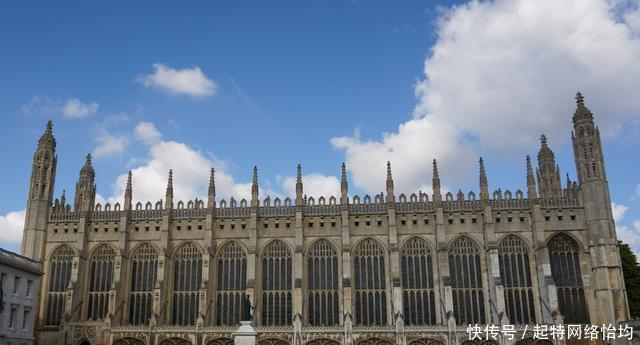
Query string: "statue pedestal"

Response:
xmin=234 ymin=321 xmax=257 ymax=345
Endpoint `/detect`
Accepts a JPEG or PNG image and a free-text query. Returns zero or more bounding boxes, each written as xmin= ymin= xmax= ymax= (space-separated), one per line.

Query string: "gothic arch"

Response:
xmin=47 ymin=243 xmax=79 ymax=261
xmin=498 ymin=235 xmax=536 ymax=324
xmin=206 ymin=338 xmax=233 ymax=345
xmin=447 ymin=234 xmax=482 ymax=251
xmin=260 ymin=239 xmax=293 ymax=326
xmin=260 ymin=238 xmax=294 ymax=257
xmin=407 ymin=339 xmax=445 ymax=345
xmin=353 ymin=237 xmax=388 ymax=326
xmin=215 ymin=239 xmax=248 ymax=257
xmin=258 ymin=339 xmax=290 ymax=345
xmin=87 ymin=241 xmax=120 ymax=258
xmin=304 ymin=339 xmax=340 ymax=345
xmin=354 ymin=338 xmax=393 ymax=345
xmin=171 ymin=241 xmax=203 ymax=326
xmin=548 ymin=233 xmax=589 ymax=324
xmin=400 ymin=235 xmax=434 ymax=251
xmin=306 ymin=238 xmax=340 ymax=326
xmin=77 ymin=338 xmax=92 ymax=345
xmin=448 ymin=235 xmax=485 ymax=325
xmin=215 ymin=240 xmax=247 ymax=326
xmin=547 ymin=231 xmax=586 ymax=252
xmin=400 ymin=236 xmax=436 ymax=325
xmin=159 ymin=338 xmax=191 ymax=345
xmin=86 ymin=243 xmax=116 ymax=320
xmin=128 ymin=242 xmax=159 ymax=325
xmin=113 ymin=338 xmax=145 ymax=345
xmin=305 ymin=238 xmax=339 ymax=256
xmin=172 ymin=240 xmax=204 ymax=258
xmin=45 ymin=244 xmax=75 ymax=325
xmin=352 ymin=236 xmax=387 ymax=252
xmin=130 ymin=241 xmax=161 ymax=256
xmin=497 ymin=233 xmax=531 ymax=248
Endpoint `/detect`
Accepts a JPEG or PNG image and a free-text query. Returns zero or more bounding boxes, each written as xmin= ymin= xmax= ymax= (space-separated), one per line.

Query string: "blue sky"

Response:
xmin=1 ymin=0 xmax=640 ymax=254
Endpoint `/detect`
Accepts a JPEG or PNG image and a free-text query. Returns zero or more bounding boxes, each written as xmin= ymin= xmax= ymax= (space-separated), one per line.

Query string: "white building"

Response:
xmin=0 ymin=248 xmax=43 ymax=345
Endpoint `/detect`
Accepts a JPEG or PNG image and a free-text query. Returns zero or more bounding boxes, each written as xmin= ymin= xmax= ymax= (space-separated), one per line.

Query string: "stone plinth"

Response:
xmin=234 ymin=321 xmax=257 ymax=345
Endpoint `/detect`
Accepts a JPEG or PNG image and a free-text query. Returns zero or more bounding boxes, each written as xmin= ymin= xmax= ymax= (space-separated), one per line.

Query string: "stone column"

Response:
xmin=531 ymin=203 xmax=557 ymax=324
xmin=482 ymin=204 xmax=505 ymax=325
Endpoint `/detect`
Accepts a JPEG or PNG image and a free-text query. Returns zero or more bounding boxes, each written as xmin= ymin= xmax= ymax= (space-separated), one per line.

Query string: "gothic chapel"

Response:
xmin=21 ymin=94 xmax=629 ymax=345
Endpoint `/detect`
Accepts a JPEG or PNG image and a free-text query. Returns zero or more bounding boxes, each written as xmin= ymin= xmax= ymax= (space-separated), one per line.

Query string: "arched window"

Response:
xmin=307 ymin=239 xmax=339 ymax=326
xmin=128 ymin=243 xmax=158 ymax=325
xmin=172 ymin=242 xmax=203 ymax=326
xmin=448 ymin=236 xmax=485 ymax=325
xmin=87 ymin=244 xmax=116 ymax=320
xmin=45 ymin=245 xmax=74 ymax=325
xmin=353 ymin=238 xmax=387 ymax=326
xmin=401 ymin=237 xmax=436 ymax=325
xmin=548 ymin=234 xmax=589 ymax=323
xmin=261 ymin=240 xmax=292 ymax=326
xmin=215 ymin=241 xmax=247 ymax=326
xmin=498 ymin=236 xmax=535 ymax=324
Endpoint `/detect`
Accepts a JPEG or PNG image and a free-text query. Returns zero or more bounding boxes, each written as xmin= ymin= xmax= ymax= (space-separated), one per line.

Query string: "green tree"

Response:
xmin=620 ymin=242 xmax=640 ymax=318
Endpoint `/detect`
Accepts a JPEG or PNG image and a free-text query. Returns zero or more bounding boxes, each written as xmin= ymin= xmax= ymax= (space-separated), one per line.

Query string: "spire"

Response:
xmin=573 ymin=91 xmax=594 ymax=124
xmin=386 ymin=161 xmax=395 ymax=205
xmin=295 ymin=164 xmax=303 ymax=207
xmin=124 ymin=170 xmax=133 ymax=211
xmin=74 ymin=153 xmax=96 ymax=212
xmin=38 ymin=120 xmax=56 ymax=150
xmin=537 ymin=135 xmax=562 ymax=199
xmin=571 ymin=91 xmax=605 ymax=184
xmin=165 ymin=169 xmax=174 ymax=209
xmin=208 ymin=168 xmax=216 ymax=208
xmin=340 ymin=162 xmax=349 ymax=207
xmin=251 ymin=166 xmax=259 ymax=208
xmin=526 ymin=155 xmax=537 ymax=199
xmin=60 ymin=189 xmax=66 ymax=207
xmin=432 ymin=159 xmax=442 ymax=206
xmin=479 ymin=157 xmax=489 ymax=202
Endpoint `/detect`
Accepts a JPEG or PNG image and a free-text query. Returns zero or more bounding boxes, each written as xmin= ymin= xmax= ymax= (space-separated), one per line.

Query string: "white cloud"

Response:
xmin=280 ymin=173 xmax=341 ymax=199
xmin=134 ymin=121 xmax=162 ymax=145
xmin=333 ymin=0 xmax=640 ymax=194
xmin=21 ymin=96 xmax=99 ymax=119
xmin=61 ymin=98 xmax=99 ymax=118
xmin=106 ymin=122 xmax=268 ymax=206
xmin=92 ymin=131 xmax=128 ymax=157
xmin=0 ymin=210 xmax=25 ymax=246
xmin=612 ymin=202 xmax=629 ymax=223
xmin=136 ymin=63 xmax=217 ymax=97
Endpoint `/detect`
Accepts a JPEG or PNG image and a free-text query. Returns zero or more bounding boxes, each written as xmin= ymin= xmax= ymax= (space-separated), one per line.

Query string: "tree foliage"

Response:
xmin=620 ymin=242 xmax=640 ymax=318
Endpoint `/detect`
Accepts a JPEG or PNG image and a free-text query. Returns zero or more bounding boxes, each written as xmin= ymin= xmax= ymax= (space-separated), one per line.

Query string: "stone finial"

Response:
xmin=80 ymin=153 xmax=95 ymax=178
xmin=340 ymin=162 xmax=349 ymax=207
xmin=251 ymin=166 xmax=259 ymax=208
xmin=479 ymin=157 xmax=489 ymax=202
xmin=526 ymin=155 xmax=537 ymax=199
xmin=386 ymin=161 xmax=395 ymax=205
xmin=536 ymin=136 xmax=562 ymax=199
xmin=124 ymin=170 xmax=133 ymax=211
xmin=432 ymin=159 xmax=442 ymax=205
xmin=165 ymin=169 xmax=174 ymax=208
xmin=295 ymin=164 xmax=303 ymax=207
xmin=38 ymin=120 xmax=57 ymax=149
xmin=208 ymin=168 xmax=216 ymax=208
xmin=75 ymin=153 xmax=96 ymax=212
xmin=573 ymin=91 xmax=594 ymax=123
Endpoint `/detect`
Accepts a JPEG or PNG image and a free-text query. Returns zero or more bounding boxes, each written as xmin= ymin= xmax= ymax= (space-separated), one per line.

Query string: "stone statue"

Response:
xmin=242 ymin=294 xmax=254 ymax=321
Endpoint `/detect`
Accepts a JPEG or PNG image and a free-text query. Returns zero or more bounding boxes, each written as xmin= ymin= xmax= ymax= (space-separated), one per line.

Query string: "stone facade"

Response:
xmin=21 ymin=94 xmax=630 ymax=345
xmin=0 ymin=248 xmax=43 ymax=345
